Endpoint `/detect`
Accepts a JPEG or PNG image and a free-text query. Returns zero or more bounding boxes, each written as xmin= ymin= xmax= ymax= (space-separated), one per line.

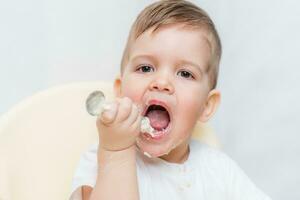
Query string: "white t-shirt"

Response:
xmin=70 ymin=140 xmax=271 ymax=200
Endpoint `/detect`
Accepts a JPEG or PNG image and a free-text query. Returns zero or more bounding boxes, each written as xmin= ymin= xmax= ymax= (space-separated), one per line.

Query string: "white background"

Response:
xmin=1 ymin=0 xmax=299 ymax=199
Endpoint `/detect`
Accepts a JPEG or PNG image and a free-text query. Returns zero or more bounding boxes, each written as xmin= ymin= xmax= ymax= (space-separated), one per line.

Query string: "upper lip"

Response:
xmin=142 ymin=99 xmax=172 ymax=120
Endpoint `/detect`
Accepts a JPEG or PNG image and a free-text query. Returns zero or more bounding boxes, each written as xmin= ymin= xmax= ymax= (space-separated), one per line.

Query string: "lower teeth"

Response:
xmin=153 ymin=127 xmax=167 ymax=135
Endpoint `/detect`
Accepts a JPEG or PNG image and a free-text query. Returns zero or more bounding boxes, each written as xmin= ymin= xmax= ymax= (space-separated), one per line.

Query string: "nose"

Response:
xmin=149 ymin=72 xmax=174 ymax=94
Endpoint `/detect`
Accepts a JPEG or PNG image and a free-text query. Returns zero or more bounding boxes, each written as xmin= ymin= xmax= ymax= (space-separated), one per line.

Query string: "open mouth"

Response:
xmin=143 ymin=103 xmax=172 ymax=139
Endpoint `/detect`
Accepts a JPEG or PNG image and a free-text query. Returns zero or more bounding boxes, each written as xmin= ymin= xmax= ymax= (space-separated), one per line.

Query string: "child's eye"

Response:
xmin=136 ymin=65 xmax=154 ymax=73
xmin=177 ymin=70 xmax=194 ymax=79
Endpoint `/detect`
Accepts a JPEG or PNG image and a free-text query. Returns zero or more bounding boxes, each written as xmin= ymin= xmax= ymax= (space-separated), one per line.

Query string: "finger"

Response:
xmin=131 ymin=114 xmax=143 ymax=136
xmin=115 ymin=97 xmax=132 ymax=123
xmin=99 ymin=101 xmax=118 ymax=125
xmin=124 ymin=104 xmax=140 ymax=127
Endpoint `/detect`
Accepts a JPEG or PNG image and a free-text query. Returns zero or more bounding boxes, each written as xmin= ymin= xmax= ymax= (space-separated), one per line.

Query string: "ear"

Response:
xmin=113 ymin=75 xmax=122 ymax=98
xmin=198 ymin=89 xmax=221 ymax=123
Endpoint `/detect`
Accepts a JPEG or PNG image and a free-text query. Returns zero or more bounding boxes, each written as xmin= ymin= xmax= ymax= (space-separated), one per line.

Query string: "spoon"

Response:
xmin=86 ymin=90 xmax=155 ymax=136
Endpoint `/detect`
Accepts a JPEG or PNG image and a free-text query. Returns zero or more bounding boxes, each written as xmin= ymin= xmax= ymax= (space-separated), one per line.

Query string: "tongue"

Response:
xmin=146 ymin=110 xmax=170 ymax=130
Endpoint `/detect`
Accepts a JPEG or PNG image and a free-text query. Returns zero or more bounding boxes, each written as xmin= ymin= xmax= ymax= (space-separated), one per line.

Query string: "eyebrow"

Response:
xmin=130 ymin=54 xmax=157 ymax=64
xmin=178 ymin=59 xmax=204 ymax=75
xmin=130 ymin=54 xmax=204 ymax=74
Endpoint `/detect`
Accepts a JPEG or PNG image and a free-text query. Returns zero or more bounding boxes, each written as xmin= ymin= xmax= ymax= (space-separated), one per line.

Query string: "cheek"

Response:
xmin=176 ymin=88 xmax=207 ymax=125
xmin=120 ymin=77 xmax=145 ymax=103
xmin=186 ymin=95 xmax=205 ymax=115
xmin=178 ymin=84 xmax=204 ymax=110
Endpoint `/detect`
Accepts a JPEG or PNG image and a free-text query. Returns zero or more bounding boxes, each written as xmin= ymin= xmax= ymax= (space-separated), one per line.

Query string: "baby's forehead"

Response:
xmin=129 ymin=25 xmax=212 ymax=67
xmin=140 ymin=24 xmax=211 ymax=45
xmin=132 ymin=25 xmax=212 ymax=53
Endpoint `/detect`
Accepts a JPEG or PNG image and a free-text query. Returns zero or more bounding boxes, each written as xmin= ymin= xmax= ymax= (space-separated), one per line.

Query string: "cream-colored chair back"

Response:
xmin=0 ymin=81 xmax=220 ymax=200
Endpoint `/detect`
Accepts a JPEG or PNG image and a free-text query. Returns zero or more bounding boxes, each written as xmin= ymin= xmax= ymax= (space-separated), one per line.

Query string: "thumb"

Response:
xmin=99 ymin=102 xmax=118 ymax=125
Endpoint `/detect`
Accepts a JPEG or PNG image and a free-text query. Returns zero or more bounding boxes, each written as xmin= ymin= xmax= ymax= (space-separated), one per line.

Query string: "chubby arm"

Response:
xmin=82 ymin=186 xmax=92 ymax=200
xmin=88 ymin=147 xmax=139 ymax=200
xmin=86 ymin=97 xmax=141 ymax=200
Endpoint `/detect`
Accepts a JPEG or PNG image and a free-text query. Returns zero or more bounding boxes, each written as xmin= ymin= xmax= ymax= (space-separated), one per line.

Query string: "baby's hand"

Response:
xmin=96 ymin=97 xmax=142 ymax=151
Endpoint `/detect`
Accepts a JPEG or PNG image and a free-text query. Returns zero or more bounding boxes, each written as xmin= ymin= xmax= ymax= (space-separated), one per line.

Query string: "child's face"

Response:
xmin=115 ymin=24 xmax=219 ymax=161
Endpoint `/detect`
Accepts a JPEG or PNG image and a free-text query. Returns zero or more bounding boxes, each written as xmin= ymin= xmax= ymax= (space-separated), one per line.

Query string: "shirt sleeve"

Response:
xmin=69 ymin=144 xmax=98 ymax=200
xmin=223 ymin=153 xmax=272 ymax=200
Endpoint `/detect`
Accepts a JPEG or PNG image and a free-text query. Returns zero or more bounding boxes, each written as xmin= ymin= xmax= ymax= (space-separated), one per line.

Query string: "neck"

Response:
xmin=160 ymin=141 xmax=190 ymax=164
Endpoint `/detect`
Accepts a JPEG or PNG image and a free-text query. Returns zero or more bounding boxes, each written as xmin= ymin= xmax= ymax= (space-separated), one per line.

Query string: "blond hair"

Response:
xmin=121 ymin=0 xmax=222 ymax=89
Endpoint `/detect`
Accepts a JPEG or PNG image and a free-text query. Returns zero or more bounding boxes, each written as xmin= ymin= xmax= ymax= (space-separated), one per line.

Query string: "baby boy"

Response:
xmin=70 ymin=1 xmax=271 ymax=200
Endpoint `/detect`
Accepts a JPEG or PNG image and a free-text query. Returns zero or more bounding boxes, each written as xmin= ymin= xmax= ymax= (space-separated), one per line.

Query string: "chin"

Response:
xmin=136 ymin=133 xmax=184 ymax=158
